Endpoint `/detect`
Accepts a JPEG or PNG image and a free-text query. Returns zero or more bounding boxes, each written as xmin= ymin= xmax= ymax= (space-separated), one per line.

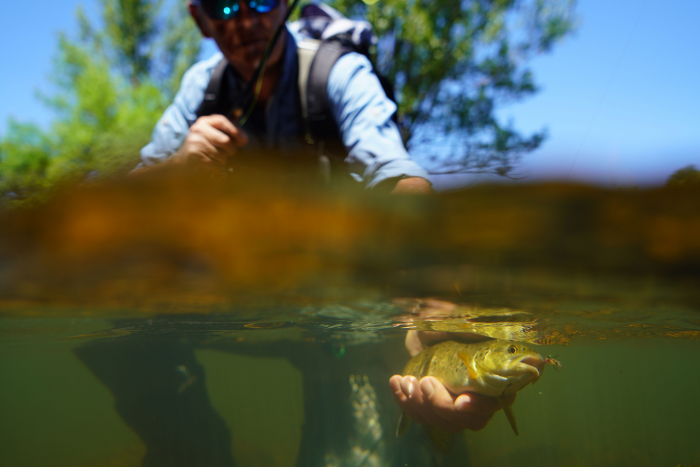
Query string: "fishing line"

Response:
xmin=234 ymin=0 xmax=302 ymax=126
xmin=565 ymin=0 xmax=648 ymax=181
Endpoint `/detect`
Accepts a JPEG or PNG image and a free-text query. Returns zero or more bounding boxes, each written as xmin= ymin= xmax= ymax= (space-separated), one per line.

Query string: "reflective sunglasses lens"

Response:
xmin=203 ymin=0 xmax=239 ymax=20
xmin=248 ymin=0 xmax=278 ymax=13
xmin=201 ymin=0 xmax=278 ymax=19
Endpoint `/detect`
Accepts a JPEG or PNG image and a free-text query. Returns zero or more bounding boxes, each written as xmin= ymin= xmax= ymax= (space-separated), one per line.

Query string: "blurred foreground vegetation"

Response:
xmin=0 ymin=0 xmax=201 ymax=203
xmin=1 ymin=176 xmax=699 ymax=313
xmin=1 ymin=0 xmax=577 ymax=205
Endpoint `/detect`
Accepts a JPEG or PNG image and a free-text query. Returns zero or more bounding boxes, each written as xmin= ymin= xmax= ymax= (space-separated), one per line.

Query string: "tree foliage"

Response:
xmin=103 ymin=0 xmax=160 ymax=84
xmin=666 ymin=165 xmax=700 ymax=187
xmin=329 ymin=0 xmax=577 ymax=175
xmin=0 ymin=120 xmax=53 ymax=200
xmin=0 ymin=0 xmax=201 ymax=204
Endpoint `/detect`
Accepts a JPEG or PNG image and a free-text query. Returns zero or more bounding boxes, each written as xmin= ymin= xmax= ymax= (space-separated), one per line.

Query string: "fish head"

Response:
xmin=474 ymin=341 xmax=545 ymax=395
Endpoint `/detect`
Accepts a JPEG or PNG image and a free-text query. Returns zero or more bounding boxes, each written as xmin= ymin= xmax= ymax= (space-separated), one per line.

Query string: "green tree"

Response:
xmin=103 ymin=0 xmax=160 ymax=85
xmin=0 ymin=120 xmax=52 ymax=200
xmin=666 ymin=165 xmax=700 ymax=187
xmin=329 ymin=0 xmax=577 ymax=176
xmin=0 ymin=0 xmax=201 ymax=203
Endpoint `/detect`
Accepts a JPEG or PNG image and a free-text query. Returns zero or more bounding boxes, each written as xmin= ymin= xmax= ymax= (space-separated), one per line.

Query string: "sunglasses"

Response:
xmin=192 ymin=0 xmax=280 ymax=20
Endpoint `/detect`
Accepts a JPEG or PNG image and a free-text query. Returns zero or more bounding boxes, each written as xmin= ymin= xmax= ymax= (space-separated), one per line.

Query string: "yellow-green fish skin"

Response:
xmin=398 ymin=339 xmax=544 ymax=443
xmin=402 ymin=339 xmax=543 ymax=397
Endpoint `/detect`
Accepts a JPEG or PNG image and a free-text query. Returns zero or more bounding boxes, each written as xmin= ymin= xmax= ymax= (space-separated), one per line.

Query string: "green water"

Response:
xmin=2 ymin=182 xmax=700 ymax=466
xmin=1 ymin=306 xmax=699 ymax=467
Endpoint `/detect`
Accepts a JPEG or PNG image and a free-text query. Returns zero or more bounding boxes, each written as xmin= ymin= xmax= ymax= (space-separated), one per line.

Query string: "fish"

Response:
xmin=397 ymin=339 xmax=544 ymax=450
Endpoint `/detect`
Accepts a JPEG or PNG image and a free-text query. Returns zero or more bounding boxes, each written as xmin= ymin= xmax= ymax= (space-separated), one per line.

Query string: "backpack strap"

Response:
xmin=296 ymin=38 xmax=321 ymax=142
xmin=195 ymin=57 xmax=230 ymax=118
xmin=305 ymin=37 xmax=356 ymax=142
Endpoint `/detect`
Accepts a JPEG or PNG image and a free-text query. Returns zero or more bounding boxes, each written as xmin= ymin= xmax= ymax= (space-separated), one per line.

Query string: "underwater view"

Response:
xmin=2 ymin=0 xmax=700 ymax=464
xmin=1 ymin=180 xmax=699 ymax=467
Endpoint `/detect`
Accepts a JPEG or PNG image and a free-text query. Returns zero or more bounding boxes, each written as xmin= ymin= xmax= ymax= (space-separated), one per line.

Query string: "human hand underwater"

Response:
xmin=389 ymin=330 xmax=516 ymax=434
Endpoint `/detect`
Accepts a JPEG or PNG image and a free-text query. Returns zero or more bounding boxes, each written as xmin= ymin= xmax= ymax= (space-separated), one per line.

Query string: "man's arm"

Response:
xmin=131 ymin=53 xmax=243 ymax=176
xmin=131 ymin=115 xmax=248 ymax=176
xmin=326 ymin=53 xmax=432 ymax=193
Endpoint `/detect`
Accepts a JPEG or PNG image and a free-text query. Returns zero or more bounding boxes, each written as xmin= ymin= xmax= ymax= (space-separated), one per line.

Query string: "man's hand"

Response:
xmin=171 ymin=115 xmax=248 ymax=171
xmin=390 ymin=330 xmax=514 ymax=434
xmin=390 ymin=177 xmax=432 ymax=194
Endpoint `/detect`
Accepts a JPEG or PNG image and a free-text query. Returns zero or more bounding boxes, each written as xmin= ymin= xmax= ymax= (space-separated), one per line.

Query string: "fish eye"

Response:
xmin=508 ymin=345 xmax=517 ymax=354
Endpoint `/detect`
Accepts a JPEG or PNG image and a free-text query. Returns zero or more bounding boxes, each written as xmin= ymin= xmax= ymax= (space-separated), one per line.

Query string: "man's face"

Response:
xmin=189 ymin=0 xmax=288 ymax=78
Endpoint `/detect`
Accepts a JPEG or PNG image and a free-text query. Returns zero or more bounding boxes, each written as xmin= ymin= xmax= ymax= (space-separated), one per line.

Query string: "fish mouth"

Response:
xmin=519 ymin=355 xmax=545 ymax=379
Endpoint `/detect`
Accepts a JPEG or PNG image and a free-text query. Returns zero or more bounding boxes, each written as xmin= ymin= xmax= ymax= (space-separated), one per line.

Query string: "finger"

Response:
xmin=453 ymin=392 xmax=516 ymax=431
xmin=454 ymin=392 xmax=502 ymax=416
xmin=193 ymin=119 xmax=245 ymax=164
xmin=418 ymin=377 xmax=472 ymax=433
xmin=400 ymin=377 xmax=462 ymax=433
xmin=420 ymin=378 xmax=509 ymax=432
xmin=183 ymin=134 xmax=227 ymax=166
xmin=189 ymin=131 xmax=237 ymax=166
xmin=390 ymin=375 xmax=431 ymax=426
xmin=193 ymin=122 xmax=234 ymax=148
xmin=189 ymin=125 xmax=237 ymax=164
xmin=457 ymin=392 xmax=516 ymax=415
xmin=204 ymin=115 xmax=249 ymax=147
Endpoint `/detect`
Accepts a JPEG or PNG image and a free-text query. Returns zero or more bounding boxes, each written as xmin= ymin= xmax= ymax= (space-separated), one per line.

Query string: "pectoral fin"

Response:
xmin=497 ymin=395 xmax=519 ymax=436
xmin=457 ymin=350 xmax=472 ymax=367
xmin=397 ymin=411 xmax=412 ymax=438
xmin=457 ymin=350 xmax=479 ymax=381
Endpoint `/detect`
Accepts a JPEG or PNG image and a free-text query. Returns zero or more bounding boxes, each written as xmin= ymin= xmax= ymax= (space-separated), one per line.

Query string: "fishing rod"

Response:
xmin=230 ymin=0 xmax=303 ymax=126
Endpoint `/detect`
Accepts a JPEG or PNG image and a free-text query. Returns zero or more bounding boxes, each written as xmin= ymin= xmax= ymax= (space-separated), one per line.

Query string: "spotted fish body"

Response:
xmin=398 ymin=339 xmax=544 ymax=448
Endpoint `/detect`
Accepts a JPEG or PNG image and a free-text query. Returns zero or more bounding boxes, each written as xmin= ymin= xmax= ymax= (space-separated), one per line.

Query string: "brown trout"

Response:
xmin=397 ymin=339 xmax=544 ymax=450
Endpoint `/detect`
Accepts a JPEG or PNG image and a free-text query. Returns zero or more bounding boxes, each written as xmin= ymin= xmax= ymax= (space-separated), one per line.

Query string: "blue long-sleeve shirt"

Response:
xmin=139 ymin=28 xmax=430 ymax=190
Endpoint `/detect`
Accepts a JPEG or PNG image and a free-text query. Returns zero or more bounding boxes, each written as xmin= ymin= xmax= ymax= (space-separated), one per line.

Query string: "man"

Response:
xmin=133 ymin=0 xmax=432 ymax=195
xmin=122 ymin=0 xmax=506 ymax=459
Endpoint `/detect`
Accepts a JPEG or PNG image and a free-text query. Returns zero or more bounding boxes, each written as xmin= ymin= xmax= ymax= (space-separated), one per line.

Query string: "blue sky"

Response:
xmin=1 ymin=0 xmax=698 ymax=187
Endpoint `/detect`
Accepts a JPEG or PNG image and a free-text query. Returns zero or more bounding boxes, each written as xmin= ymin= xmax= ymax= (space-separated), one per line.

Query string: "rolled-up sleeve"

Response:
xmin=326 ymin=53 xmax=431 ymax=190
xmin=138 ymin=53 xmax=223 ymax=167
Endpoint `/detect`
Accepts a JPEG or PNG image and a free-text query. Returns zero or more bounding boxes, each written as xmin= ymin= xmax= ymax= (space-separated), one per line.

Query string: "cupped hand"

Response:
xmin=171 ymin=115 xmax=248 ymax=170
xmin=389 ymin=374 xmax=515 ymax=433
xmin=391 ymin=330 xmax=514 ymax=434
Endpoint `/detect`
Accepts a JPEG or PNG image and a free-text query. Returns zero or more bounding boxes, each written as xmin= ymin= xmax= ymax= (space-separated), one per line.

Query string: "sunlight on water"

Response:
xmin=1 ymin=177 xmax=699 ymax=466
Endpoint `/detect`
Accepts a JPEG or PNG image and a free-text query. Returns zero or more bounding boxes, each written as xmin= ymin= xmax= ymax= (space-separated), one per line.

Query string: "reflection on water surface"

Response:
xmin=1 ymin=180 xmax=699 ymax=466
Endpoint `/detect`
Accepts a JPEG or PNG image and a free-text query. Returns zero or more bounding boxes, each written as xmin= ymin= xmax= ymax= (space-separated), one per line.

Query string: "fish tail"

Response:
xmin=397 ymin=411 xmax=412 ymax=438
xmin=497 ymin=395 xmax=519 ymax=436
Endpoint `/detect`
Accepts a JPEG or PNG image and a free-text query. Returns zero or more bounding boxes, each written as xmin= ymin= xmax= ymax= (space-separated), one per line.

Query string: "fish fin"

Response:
xmin=497 ymin=395 xmax=519 ymax=436
xmin=457 ymin=349 xmax=471 ymax=367
xmin=457 ymin=350 xmax=479 ymax=381
xmin=425 ymin=426 xmax=455 ymax=453
xmin=397 ymin=411 xmax=412 ymax=438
